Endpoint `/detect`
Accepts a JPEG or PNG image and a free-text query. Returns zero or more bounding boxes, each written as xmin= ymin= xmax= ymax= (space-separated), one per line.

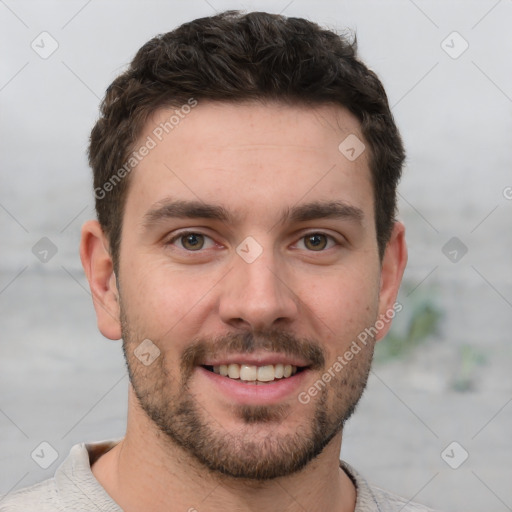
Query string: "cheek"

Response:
xmin=298 ymin=268 xmax=380 ymax=349
xmin=120 ymin=256 xmax=216 ymax=342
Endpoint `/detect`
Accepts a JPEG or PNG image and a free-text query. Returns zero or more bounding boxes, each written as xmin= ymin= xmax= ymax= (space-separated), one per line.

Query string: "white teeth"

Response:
xmin=257 ymin=365 xmax=275 ymax=382
xmin=228 ymin=363 xmax=240 ymax=379
xmin=240 ymin=365 xmax=257 ymax=381
xmin=209 ymin=363 xmax=299 ymax=382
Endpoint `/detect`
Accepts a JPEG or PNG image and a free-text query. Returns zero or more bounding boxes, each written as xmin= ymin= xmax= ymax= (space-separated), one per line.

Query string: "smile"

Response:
xmin=203 ymin=363 xmax=303 ymax=383
xmin=197 ymin=358 xmax=311 ymax=404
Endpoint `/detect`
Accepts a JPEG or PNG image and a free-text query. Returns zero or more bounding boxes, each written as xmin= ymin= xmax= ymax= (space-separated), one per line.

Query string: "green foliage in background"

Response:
xmin=451 ymin=344 xmax=488 ymax=392
xmin=374 ymin=281 xmax=442 ymax=363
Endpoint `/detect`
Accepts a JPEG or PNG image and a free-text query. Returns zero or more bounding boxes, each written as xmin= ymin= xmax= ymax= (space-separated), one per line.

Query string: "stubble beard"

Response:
xmin=120 ymin=306 xmax=375 ymax=481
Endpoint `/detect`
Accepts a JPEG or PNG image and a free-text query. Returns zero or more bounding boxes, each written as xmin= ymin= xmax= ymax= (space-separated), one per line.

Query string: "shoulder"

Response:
xmin=0 ymin=440 xmax=121 ymax=512
xmin=0 ymin=478 xmax=63 ymax=512
xmin=340 ymin=460 xmax=443 ymax=512
xmin=364 ymin=485 xmax=441 ymax=511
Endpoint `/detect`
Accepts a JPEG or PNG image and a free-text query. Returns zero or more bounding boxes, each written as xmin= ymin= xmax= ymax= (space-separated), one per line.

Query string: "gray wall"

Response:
xmin=1 ymin=1 xmax=511 ymax=510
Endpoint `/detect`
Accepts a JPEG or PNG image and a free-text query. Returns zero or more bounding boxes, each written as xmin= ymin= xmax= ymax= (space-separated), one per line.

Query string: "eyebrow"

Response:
xmin=142 ymin=198 xmax=364 ymax=230
xmin=283 ymin=200 xmax=364 ymax=225
xmin=143 ymin=199 xmax=231 ymax=228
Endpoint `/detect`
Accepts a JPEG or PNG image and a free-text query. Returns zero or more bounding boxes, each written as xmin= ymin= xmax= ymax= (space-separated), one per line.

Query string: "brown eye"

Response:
xmin=167 ymin=231 xmax=217 ymax=252
xmin=303 ymin=233 xmax=328 ymax=251
xmin=180 ymin=233 xmax=205 ymax=251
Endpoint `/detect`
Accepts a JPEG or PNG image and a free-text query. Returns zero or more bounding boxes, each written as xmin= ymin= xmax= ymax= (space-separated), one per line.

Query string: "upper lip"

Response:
xmin=201 ymin=352 xmax=311 ymax=368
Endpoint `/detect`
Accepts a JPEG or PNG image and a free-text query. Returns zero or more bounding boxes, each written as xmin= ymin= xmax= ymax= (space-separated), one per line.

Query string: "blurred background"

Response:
xmin=1 ymin=1 xmax=511 ymax=510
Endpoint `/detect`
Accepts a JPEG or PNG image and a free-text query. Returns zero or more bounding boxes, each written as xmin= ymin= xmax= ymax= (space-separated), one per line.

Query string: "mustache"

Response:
xmin=181 ymin=329 xmax=325 ymax=376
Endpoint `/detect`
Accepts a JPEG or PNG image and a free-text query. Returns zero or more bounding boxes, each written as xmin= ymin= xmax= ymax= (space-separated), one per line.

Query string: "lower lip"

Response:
xmin=197 ymin=366 xmax=310 ymax=406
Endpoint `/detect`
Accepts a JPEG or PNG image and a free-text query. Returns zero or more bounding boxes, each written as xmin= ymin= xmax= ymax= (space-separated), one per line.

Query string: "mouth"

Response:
xmin=197 ymin=358 xmax=312 ymax=405
xmin=202 ymin=363 xmax=306 ymax=384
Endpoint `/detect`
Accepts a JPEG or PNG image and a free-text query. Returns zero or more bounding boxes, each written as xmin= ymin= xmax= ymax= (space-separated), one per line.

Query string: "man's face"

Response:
xmin=116 ymin=101 xmax=389 ymax=479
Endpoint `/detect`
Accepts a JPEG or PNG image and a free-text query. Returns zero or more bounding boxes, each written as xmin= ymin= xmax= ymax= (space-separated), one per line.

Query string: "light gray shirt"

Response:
xmin=0 ymin=440 xmax=440 ymax=511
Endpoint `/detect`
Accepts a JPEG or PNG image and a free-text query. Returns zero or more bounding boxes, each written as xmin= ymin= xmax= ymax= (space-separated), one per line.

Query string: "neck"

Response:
xmin=92 ymin=390 xmax=356 ymax=512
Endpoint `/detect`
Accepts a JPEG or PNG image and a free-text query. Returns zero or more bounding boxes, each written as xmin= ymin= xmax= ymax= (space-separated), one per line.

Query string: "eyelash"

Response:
xmin=166 ymin=231 xmax=217 ymax=251
xmin=166 ymin=230 xmax=340 ymax=252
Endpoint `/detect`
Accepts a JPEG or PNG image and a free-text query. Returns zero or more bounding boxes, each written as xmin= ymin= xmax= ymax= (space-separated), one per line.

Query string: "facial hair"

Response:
xmin=121 ymin=306 xmax=375 ymax=481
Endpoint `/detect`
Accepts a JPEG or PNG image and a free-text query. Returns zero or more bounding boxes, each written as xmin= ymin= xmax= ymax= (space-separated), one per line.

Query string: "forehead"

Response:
xmin=124 ymin=101 xmax=373 ymax=226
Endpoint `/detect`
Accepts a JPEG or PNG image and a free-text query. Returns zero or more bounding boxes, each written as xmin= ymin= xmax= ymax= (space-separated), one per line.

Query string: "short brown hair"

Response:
xmin=89 ymin=10 xmax=405 ymax=271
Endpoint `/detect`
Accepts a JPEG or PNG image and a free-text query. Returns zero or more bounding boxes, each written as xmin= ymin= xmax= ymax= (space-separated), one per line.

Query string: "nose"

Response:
xmin=218 ymin=249 xmax=299 ymax=331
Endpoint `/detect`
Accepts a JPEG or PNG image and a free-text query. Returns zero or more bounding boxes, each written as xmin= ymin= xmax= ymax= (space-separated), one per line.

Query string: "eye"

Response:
xmin=297 ymin=233 xmax=337 ymax=251
xmin=168 ymin=232 xmax=216 ymax=251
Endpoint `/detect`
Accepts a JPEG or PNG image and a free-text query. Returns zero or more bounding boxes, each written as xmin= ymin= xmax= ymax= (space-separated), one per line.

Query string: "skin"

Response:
xmin=80 ymin=101 xmax=407 ymax=512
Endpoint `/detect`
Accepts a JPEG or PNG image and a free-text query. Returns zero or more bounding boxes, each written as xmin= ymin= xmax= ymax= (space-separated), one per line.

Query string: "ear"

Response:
xmin=375 ymin=221 xmax=408 ymax=341
xmin=80 ymin=220 xmax=122 ymax=340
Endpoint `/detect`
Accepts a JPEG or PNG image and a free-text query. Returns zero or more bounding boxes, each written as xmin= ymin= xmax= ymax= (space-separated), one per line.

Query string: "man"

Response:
xmin=2 ymin=10 xmax=439 ymax=512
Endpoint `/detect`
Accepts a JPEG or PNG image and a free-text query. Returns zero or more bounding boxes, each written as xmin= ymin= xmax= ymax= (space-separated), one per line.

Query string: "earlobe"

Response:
xmin=375 ymin=221 xmax=408 ymax=341
xmin=80 ymin=220 xmax=122 ymax=340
